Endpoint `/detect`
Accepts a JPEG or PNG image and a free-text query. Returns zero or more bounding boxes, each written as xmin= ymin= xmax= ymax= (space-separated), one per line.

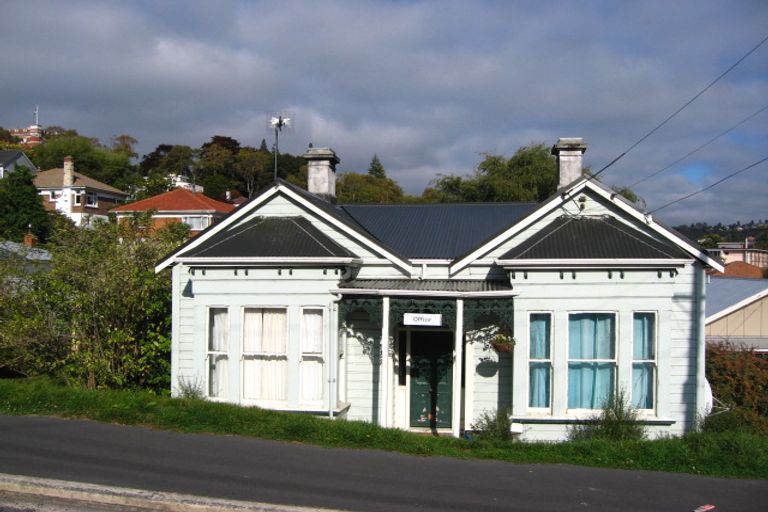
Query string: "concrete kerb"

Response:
xmin=0 ymin=473 xmax=346 ymax=512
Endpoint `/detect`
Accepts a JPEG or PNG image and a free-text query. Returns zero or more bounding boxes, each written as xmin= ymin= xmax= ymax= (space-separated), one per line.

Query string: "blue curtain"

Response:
xmin=529 ymin=314 xmax=551 ymax=407
xmin=632 ymin=313 xmax=655 ymax=408
xmin=568 ymin=314 xmax=615 ymax=408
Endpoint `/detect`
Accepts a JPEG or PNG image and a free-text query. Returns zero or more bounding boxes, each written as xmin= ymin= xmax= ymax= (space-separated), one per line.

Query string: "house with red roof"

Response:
xmin=111 ymin=188 xmax=235 ymax=236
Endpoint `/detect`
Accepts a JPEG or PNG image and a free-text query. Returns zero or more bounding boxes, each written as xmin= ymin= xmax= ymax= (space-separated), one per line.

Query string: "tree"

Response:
xmin=611 ymin=185 xmax=646 ymax=209
xmin=259 ymin=138 xmax=270 ymax=152
xmin=368 ymin=154 xmax=386 ymax=179
xmin=111 ymin=134 xmax=138 ymax=159
xmin=337 ymin=172 xmax=404 ymax=203
xmin=44 ymin=126 xmax=79 ymax=139
xmin=30 ymin=135 xmax=132 ymax=188
xmin=0 ymin=127 xmax=20 ymax=144
xmin=0 ymin=214 xmax=189 ymax=390
xmin=0 ymin=166 xmax=52 ymax=242
xmin=426 ymin=144 xmax=558 ymax=202
xmin=235 ymin=148 xmax=271 ymax=197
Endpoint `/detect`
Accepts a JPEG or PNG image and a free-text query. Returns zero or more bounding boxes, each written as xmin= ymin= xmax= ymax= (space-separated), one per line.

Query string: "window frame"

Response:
xmin=206 ymin=306 xmax=229 ymax=400
xmin=632 ymin=311 xmax=657 ymax=411
xmin=183 ymin=216 xmax=208 ymax=231
xmin=566 ymin=311 xmax=617 ymax=411
xmin=528 ymin=311 xmax=553 ymax=411
xmin=85 ymin=192 xmax=98 ymax=208
xmin=299 ymin=306 xmax=326 ymax=405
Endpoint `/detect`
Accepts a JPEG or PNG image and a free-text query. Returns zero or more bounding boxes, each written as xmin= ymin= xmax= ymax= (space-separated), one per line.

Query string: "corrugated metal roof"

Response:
xmin=184 ymin=216 xmax=357 ymax=258
xmin=341 ymin=203 xmax=538 ymax=259
xmin=706 ymin=277 xmax=768 ymax=318
xmin=500 ymin=215 xmax=689 ymax=260
xmin=0 ymin=150 xmax=23 ymax=167
xmin=339 ymin=279 xmax=511 ymax=292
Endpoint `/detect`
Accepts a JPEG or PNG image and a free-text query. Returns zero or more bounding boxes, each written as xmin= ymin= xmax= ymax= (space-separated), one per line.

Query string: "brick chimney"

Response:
xmin=23 ymin=232 xmax=37 ymax=248
xmin=551 ymin=138 xmax=587 ymax=189
xmin=302 ymin=147 xmax=339 ymax=202
xmin=63 ymin=156 xmax=74 ymax=187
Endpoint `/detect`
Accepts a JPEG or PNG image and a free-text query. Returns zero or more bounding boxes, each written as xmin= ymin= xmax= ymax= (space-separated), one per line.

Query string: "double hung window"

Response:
xmin=207 ymin=308 xmax=229 ymax=398
xmin=632 ymin=313 xmax=656 ymax=409
xmin=242 ymin=308 xmax=288 ymax=402
xmin=568 ymin=313 xmax=616 ymax=409
xmin=300 ymin=309 xmax=325 ymax=403
xmin=529 ymin=313 xmax=552 ymax=408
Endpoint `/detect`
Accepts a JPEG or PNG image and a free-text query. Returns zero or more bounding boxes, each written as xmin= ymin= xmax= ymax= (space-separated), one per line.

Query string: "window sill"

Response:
xmin=511 ymin=415 xmax=676 ymax=426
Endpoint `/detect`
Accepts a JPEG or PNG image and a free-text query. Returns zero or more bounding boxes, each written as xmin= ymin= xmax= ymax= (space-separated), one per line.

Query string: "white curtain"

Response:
xmin=242 ymin=308 xmax=287 ymax=402
xmin=209 ymin=308 xmax=228 ymax=352
xmin=529 ymin=314 xmax=551 ymax=408
xmin=301 ymin=309 xmax=323 ymax=353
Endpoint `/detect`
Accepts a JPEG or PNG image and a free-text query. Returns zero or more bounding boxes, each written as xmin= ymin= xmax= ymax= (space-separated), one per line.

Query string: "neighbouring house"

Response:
xmin=709 ymin=261 xmax=765 ymax=279
xmin=708 ymin=238 xmax=768 ymax=269
xmin=111 ymin=188 xmax=236 ymax=236
xmin=0 ymin=150 xmax=36 ymax=179
xmin=9 ymin=122 xmax=44 ymax=148
xmin=34 ymin=156 xmax=129 ymax=227
xmin=0 ymin=236 xmax=51 ymax=274
xmin=157 ymin=138 xmax=723 ymax=441
xmin=706 ymin=277 xmax=768 ymax=353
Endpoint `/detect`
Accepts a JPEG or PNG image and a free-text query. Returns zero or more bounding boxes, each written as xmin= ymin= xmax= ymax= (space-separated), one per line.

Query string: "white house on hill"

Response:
xmin=158 ymin=138 xmax=722 ymax=441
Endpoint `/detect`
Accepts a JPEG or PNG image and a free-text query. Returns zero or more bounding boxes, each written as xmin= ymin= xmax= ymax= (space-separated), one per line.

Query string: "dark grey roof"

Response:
xmin=339 ymin=279 xmax=511 ymax=292
xmin=0 ymin=150 xmax=23 ymax=167
xmin=183 ymin=216 xmax=357 ymax=258
xmin=501 ymin=215 xmax=689 ymax=260
xmin=705 ymin=277 xmax=768 ymax=318
xmin=341 ymin=203 xmax=538 ymax=259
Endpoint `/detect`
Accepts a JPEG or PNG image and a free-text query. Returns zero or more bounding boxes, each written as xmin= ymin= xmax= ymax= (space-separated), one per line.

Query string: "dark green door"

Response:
xmin=410 ymin=331 xmax=453 ymax=429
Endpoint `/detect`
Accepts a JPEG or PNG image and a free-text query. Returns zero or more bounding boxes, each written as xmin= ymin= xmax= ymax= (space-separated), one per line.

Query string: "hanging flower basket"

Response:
xmin=490 ymin=333 xmax=516 ymax=353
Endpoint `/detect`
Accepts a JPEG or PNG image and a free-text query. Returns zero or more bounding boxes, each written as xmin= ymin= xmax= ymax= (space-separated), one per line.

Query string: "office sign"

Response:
xmin=404 ymin=313 xmax=442 ymax=326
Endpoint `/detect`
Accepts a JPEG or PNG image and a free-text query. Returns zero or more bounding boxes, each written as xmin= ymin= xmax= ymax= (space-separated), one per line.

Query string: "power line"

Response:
xmin=629 ymin=103 xmax=768 ymax=188
xmin=648 ymin=156 xmax=768 ymax=214
xmin=589 ymin=32 xmax=768 ymax=181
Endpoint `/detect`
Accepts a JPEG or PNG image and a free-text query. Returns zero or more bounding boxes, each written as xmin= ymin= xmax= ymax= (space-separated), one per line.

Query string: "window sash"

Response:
xmin=242 ymin=307 xmax=288 ymax=403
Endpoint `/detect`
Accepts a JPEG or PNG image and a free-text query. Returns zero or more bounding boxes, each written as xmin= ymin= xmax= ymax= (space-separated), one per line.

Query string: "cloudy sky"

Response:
xmin=2 ymin=0 xmax=766 ymax=225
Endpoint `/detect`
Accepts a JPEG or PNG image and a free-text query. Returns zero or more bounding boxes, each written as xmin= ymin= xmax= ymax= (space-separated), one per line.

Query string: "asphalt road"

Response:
xmin=0 ymin=415 xmax=763 ymax=511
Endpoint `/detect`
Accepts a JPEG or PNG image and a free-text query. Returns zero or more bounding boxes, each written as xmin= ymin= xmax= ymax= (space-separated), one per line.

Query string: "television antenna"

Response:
xmin=267 ymin=112 xmax=294 ymax=181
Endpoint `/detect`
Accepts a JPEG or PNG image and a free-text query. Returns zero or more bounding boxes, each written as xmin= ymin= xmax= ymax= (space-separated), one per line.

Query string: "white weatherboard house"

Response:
xmin=158 ymin=139 xmax=723 ymax=441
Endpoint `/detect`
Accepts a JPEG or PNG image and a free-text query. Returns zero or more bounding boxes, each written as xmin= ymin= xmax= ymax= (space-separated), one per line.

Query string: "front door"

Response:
xmin=410 ymin=331 xmax=453 ymax=429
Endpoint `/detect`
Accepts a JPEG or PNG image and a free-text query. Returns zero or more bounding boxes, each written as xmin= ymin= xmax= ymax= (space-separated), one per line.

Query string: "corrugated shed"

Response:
xmin=184 ymin=216 xmax=357 ymax=258
xmin=501 ymin=216 xmax=689 ymax=260
xmin=341 ymin=203 xmax=538 ymax=259
xmin=339 ymin=279 xmax=511 ymax=292
xmin=706 ymin=277 xmax=768 ymax=318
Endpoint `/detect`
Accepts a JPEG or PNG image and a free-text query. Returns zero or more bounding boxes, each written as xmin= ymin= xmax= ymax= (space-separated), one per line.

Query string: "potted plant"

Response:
xmin=490 ymin=327 xmax=516 ymax=353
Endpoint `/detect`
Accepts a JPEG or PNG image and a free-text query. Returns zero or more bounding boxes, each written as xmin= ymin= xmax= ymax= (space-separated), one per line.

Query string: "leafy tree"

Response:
xmin=111 ymin=134 xmax=138 ymax=159
xmin=139 ymin=144 xmax=174 ymax=176
xmin=611 ymin=185 xmax=646 ymax=209
xmin=337 ymin=172 xmax=403 ymax=203
xmin=44 ymin=126 xmax=79 ymax=139
xmin=235 ymin=148 xmax=271 ymax=197
xmin=0 ymin=127 xmax=20 ymax=144
xmin=0 ymin=214 xmax=188 ymax=390
xmin=368 ymin=154 xmax=386 ymax=179
xmin=202 ymin=135 xmax=241 ymax=155
xmin=259 ymin=138 xmax=270 ymax=152
xmin=0 ymin=166 xmax=52 ymax=242
xmin=30 ymin=135 xmax=132 ymax=188
xmin=699 ymin=233 xmax=724 ymax=249
xmin=198 ymin=143 xmax=235 ymax=177
xmin=426 ymin=144 xmax=558 ymax=202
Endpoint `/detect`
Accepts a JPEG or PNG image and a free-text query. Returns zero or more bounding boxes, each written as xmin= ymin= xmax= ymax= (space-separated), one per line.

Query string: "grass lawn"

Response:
xmin=1 ymin=378 xmax=766 ymax=479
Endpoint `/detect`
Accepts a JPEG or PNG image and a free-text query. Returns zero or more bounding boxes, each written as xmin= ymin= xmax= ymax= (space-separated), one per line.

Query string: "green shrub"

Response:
xmin=568 ymin=389 xmax=646 ymax=442
xmin=471 ymin=407 xmax=513 ymax=441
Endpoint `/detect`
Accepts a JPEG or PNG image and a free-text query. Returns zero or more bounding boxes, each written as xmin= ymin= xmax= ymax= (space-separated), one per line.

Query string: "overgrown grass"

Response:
xmin=1 ymin=378 xmax=766 ymax=479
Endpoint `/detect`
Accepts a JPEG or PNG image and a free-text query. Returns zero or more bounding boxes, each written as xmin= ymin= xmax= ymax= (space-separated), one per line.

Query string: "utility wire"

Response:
xmin=629 ymin=103 xmax=768 ymax=188
xmin=589 ymin=32 xmax=768 ymax=181
xmin=648 ymin=156 xmax=768 ymax=214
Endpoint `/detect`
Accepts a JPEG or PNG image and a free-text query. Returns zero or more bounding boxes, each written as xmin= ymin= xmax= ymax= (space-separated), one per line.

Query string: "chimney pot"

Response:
xmin=63 ymin=156 xmax=74 ymax=187
xmin=23 ymin=232 xmax=36 ymax=248
xmin=302 ymin=147 xmax=339 ymax=202
xmin=552 ymin=138 xmax=587 ymax=189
